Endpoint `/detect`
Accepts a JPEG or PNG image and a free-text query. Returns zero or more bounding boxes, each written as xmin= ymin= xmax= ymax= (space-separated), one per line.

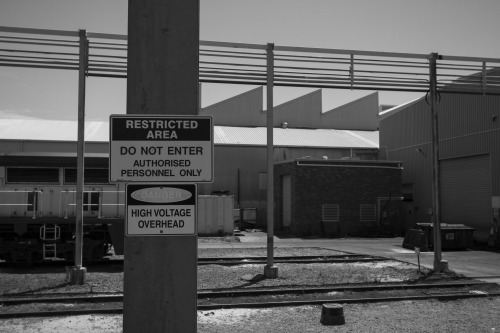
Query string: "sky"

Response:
xmin=1 ymin=0 xmax=500 ymax=121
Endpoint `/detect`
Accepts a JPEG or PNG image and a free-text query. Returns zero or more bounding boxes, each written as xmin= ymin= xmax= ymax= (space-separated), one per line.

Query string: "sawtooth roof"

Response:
xmin=0 ymin=119 xmax=378 ymax=149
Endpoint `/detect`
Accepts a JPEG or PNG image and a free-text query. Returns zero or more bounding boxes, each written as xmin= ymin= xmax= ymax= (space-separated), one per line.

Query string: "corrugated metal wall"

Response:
xmin=201 ymin=87 xmax=379 ymax=130
xmin=379 ymin=98 xmax=434 ymax=225
xmin=200 ymin=87 xmax=264 ymax=127
xmin=197 ymin=195 xmax=234 ymax=235
xmin=322 ymin=92 xmax=379 ymax=130
xmin=440 ymin=154 xmax=492 ymax=241
xmin=380 ymin=93 xmax=500 ymax=240
xmin=275 ymin=147 xmax=377 ymax=161
xmin=273 ymin=90 xmax=322 ymax=128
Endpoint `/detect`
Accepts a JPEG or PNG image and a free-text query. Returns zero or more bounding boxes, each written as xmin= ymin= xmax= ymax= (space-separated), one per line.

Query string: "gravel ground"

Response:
xmin=198 ymin=245 xmax=346 ymax=258
xmin=197 ymin=298 xmax=500 ymax=333
xmin=0 ymin=240 xmax=499 ymax=332
xmin=0 ymin=248 xmax=431 ymax=297
xmin=198 ymin=261 xmax=430 ymax=290
xmin=0 ymin=298 xmax=499 ymax=332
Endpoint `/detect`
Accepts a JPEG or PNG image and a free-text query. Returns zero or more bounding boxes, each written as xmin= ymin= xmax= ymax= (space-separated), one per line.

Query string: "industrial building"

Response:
xmin=1 ymin=87 xmax=383 ymax=234
xmin=379 ymin=89 xmax=500 ymax=243
xmin=274 ymin=158 xmax=403 ymax=238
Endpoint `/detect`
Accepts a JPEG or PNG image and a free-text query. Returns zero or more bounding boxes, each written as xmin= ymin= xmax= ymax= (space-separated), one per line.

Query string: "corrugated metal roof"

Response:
xmin=214 ymin=126 xmax=379 ymax=148
xmin=344 ymin=130 xmax=379 ymax=147
xmin=0 ymin=119 xmax=109 ymax=142
xmin=0 ymin=119 xmax=378 ymax=148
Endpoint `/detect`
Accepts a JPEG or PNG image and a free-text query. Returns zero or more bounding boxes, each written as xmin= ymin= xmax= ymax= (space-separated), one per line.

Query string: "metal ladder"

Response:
xmin=40 ymin=224 xmax=60 ymax=260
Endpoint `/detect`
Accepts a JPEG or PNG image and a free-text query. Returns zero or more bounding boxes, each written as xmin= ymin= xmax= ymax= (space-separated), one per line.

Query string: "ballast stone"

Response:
xmin=241 ymin=273 xmax=264 ymax=282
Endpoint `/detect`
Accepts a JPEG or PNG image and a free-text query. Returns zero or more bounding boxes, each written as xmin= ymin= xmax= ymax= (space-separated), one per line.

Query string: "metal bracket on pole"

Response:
xmin=350 ymin=54 xmax=354 ymax=90
xmin=70 ymin=29 xmax=88 ymax=285
xmin=265 ymin=43 xmax=278 ymax=279
xmin=429 ymin=52 xmax=446 ymax=273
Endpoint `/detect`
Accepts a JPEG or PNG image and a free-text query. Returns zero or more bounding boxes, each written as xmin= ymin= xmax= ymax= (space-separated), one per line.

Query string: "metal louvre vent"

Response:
xmin=322 ymin=204 xmax=339 ymax=222
xmin=360 ymin=204 xmax=377 ymax=221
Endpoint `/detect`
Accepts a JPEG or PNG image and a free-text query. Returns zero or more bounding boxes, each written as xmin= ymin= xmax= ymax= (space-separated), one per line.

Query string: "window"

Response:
xmin=360 ymin=204 xmax=377 ymax=221
xmin=322 ymin=204 xmax=339 ymax=222
xmin=64 ymin=168 xmax=109 ymax=184
xmin=6 ymin=167 xmax=59 ymax=184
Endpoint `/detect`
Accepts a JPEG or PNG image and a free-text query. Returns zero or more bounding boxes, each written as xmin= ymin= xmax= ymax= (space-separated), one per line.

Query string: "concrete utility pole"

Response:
xmin=429 ymin=52 xmax=446 ymax=273
xmin=124 ymin=1 xmax=199 ymax=332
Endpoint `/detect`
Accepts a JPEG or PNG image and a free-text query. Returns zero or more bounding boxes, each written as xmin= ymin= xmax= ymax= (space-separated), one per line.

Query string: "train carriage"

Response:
xmin=0 ymin=152 xmax=125 ymax=263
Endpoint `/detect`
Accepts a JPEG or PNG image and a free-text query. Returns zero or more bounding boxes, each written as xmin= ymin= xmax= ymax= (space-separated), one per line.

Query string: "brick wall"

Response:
xmin=275 ymin=160 xmax=403 ymax=237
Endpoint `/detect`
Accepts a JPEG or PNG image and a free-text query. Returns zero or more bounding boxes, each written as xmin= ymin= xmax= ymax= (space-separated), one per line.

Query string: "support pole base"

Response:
xmin=438 ymin=260 xmax=449 ymax=272
xmin=69 ymin=266 xmax=87 ymax=285
xmin=433 ymin=259 xmax=449 ymax=273
xmin=264 ymin=265 xmax=278 ymax=279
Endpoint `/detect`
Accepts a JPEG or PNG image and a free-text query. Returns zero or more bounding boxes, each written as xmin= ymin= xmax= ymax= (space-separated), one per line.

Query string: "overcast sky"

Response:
xmin=1 ymin=0 xmax=500 ymax=121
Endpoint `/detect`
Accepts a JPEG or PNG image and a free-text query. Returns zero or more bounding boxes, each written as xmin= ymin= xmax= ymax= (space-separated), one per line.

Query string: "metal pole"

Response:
xmin=238 ymin=168 xmax=243 ymax=231
xmin=264 ymin=43 xmax=278 ymax=278
xmin=429 ymin=52 xmax=444 ymax=272
xmin=70 ymin=29 xmax=88 ymax=284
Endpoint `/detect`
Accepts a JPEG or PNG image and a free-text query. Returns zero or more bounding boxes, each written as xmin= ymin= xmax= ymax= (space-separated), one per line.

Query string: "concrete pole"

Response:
xmin=264 ymin=43 xmax=278 ymax=278
xmin=429 ymin=53 xmax=446 ymax=272
xmin=69 ymin=29 xmax=88 ymax=285
xmin=124 ymin=0 xmax=199 ymax=332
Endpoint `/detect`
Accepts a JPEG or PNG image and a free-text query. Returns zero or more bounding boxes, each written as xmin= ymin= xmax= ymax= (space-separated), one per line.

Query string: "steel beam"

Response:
xmin=429 ymin=53 xmax=445 ymax=273
xmin=265 ymin=43 xmax=278 ymax=279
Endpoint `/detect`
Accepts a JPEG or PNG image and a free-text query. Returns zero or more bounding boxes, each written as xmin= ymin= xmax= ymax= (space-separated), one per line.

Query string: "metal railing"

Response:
xmin=61 ymin=189 xmax=124 ymax=219
xmin=0 ymin=190 xmax=43 ymax=219
xmin=1 ymin=26 xmax=499 ymax=95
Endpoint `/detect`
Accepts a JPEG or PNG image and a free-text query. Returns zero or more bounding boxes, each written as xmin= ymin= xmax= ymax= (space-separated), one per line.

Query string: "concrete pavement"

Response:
xmin=200 ymin=231 xmax=500 ymax=284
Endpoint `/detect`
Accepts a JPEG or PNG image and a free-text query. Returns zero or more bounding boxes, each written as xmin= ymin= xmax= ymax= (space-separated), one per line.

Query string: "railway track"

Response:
xmin=198 ymin=254 xmax=390 ymax=265
xmin=0 ymin=254 xmax=390 ymax=268
xmin=2 ymin=252 xmax=499 ymax=319
xmin=1 ymin=281 xmax=499 ymax=319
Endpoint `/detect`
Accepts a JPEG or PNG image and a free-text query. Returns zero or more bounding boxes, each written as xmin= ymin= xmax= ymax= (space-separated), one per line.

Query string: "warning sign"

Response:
xmin=109 ymin=115 xmax=213 ymax=182
xmin=126 ymin=183 xmax=197 ymax=236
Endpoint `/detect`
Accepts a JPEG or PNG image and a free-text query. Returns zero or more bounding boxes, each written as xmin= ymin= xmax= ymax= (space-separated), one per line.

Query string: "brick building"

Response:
xmin=274 ymin=159 xmax=403 ymax=237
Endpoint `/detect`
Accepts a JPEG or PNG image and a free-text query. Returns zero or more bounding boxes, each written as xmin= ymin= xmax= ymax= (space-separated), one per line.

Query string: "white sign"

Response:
xmin=109 ymin=115 xmax=213 ymax=182
xmin=126 ymin=184 xmax=197 ymax=236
